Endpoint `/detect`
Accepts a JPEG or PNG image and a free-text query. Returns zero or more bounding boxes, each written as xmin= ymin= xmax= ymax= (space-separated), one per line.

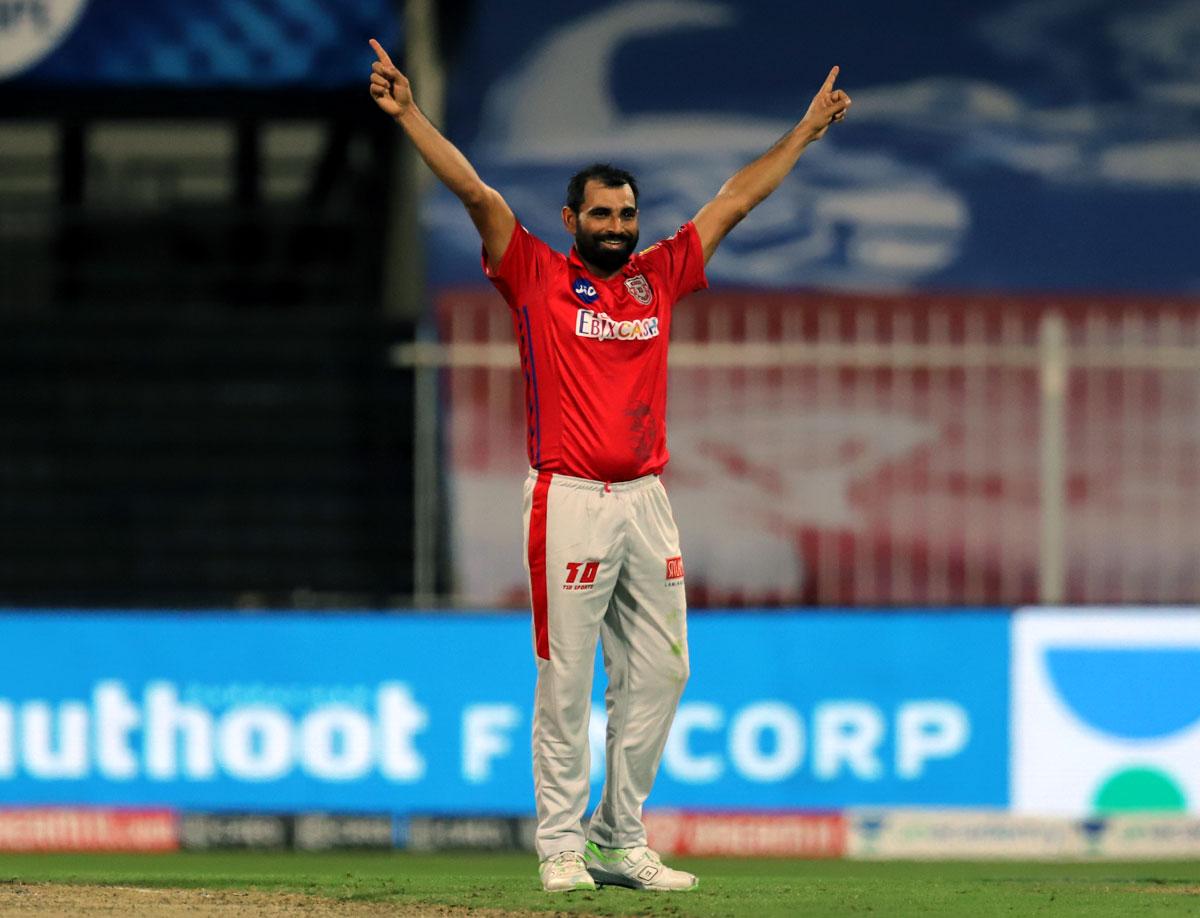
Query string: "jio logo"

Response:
xmin=572 ymin=278 xmax=599 ymax=304
xmin=1045 ymin=648 xmax=1200 ymax=812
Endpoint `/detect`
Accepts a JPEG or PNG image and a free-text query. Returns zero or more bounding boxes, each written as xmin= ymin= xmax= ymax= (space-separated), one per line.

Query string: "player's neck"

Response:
xmin=576 ymin=253 xmax=624 ymax=281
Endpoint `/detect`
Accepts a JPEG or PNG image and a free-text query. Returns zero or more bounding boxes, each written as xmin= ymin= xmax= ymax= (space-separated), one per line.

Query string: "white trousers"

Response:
xmin=522 ymin=469 xmax=689 ymax=860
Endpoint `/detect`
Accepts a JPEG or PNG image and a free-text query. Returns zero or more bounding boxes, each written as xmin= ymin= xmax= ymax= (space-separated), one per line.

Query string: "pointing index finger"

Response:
xmin=822 ymin=65 xmax=839 ymax=93
xmin=369 ymin=38 xmax=394 ymax=67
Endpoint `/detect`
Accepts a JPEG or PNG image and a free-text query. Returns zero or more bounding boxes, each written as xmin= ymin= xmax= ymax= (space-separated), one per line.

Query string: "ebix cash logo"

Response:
xmin=575 ymin=309 xmax=658 ymax=342
xmin=1012 ymin=610 xmax=1200 ymax=816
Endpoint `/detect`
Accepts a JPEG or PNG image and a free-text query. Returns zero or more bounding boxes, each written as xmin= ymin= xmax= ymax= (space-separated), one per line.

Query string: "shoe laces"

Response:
xmin=547 ymin=850 xmax=586 ymax=876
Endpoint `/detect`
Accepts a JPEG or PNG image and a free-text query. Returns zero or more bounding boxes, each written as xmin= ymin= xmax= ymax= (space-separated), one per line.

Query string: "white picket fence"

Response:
xmin=394 ymin=293 xmax=1200 ymax=608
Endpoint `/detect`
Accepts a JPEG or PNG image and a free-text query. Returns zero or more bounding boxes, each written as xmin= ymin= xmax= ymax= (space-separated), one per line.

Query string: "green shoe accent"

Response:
xmin=586 ymin=840 xmax=628 ymax=862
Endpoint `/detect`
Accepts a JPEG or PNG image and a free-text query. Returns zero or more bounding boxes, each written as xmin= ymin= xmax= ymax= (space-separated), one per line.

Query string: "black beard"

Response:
xmin=575 ymin=228 xmax=638 ymax=273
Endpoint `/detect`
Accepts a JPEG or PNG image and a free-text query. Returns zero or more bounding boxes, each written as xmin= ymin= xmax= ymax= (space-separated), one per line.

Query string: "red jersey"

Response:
xmin=484 ymin=220 xmax=708 ymax=482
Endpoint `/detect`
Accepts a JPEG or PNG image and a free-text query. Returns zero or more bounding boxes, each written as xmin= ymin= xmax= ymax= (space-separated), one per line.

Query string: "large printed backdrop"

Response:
xmin=441 ymin=293 xmax=1200 ymax=608
xmin=426 ymin=0 xmax=1200 ymax=293
xmin=429 ymin=0 xmax=1200 ymax=608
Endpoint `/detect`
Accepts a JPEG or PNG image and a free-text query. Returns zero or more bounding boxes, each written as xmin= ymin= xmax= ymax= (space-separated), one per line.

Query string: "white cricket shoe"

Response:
xmin=539 ymin=850 xmax=596 ymax=892
xmin=585 ymin=841 xmax=698 ymax=891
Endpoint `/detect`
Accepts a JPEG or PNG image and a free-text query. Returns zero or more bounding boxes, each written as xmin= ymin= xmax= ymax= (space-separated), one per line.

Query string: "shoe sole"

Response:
xmin=587 ymin=869 xmax=697 ymax=892
xmin=542 ymin=883 xmax=596 ymax=893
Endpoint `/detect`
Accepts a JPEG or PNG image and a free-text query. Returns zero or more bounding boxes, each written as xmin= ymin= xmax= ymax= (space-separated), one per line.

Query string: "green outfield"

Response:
xmin=4 ymin=852 xmax=1200 ymax=916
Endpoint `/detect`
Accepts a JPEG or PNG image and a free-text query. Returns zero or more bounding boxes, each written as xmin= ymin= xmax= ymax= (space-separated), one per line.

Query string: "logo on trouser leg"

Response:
xmin=564 ymin=561 xmax=599 ymax=591
xmin=665 ymin=556 xmax=685 ymax=582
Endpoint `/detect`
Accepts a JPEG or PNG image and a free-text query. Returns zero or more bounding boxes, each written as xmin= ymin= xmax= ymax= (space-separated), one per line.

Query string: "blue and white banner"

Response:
xmin=1012 ymin=609 xmax=1200 ymax=816
xmin=427 ymin=0 xmax=1200 ymax=293
xmin=1 ymin=0 xmax=397 ymax=86
xmin=0 ymin=611 xmax=1009 ymax=812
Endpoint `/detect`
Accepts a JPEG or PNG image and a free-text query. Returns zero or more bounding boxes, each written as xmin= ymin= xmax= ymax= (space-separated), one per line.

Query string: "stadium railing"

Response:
xmin=394 ymin=291 xmax=1200 ymax=608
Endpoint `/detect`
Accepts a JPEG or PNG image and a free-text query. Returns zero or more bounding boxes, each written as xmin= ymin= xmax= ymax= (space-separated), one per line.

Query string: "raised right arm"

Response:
xmin=369 ymin=39 xmax=514 ymax=270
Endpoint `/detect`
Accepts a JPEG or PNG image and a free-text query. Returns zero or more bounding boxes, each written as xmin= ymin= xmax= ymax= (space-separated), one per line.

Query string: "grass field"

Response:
xmin=4 ymin=852 xmax=1200 ymax=916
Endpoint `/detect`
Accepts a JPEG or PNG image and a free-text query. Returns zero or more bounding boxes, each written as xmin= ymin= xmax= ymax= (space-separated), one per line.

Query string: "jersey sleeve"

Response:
xmin=640 ymin=221 xmax=709 ymax=303
xmin=482 ymin=219 xmax=553 ymax=309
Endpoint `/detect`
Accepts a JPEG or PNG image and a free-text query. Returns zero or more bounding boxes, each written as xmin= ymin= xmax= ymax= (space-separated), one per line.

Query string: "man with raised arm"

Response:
xmin=369 ymin=37 xmax=850 ymax=893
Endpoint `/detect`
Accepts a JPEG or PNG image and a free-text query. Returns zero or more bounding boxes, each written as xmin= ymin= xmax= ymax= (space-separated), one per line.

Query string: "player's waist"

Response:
xmin=527 ymin=468 xmax=659 ymax=493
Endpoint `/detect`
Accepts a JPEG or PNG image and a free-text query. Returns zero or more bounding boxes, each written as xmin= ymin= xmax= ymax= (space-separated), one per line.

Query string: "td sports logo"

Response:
xmin=1012 ymin=610 xmax=1200 ymax=816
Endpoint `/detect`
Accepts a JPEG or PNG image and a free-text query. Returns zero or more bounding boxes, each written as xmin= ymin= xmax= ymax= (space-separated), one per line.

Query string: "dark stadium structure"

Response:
xmin=0 ymin=64 xmax=431 ymax=608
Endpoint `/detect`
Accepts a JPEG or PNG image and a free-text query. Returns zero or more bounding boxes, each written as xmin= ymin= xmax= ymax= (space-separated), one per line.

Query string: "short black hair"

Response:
xmin=565 ymin=163 xmax=639 ymax=214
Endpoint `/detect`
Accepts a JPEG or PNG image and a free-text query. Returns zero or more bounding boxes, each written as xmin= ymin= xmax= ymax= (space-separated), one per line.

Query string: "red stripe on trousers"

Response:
xmin=528 ymin=471 xmax=553 ymax=660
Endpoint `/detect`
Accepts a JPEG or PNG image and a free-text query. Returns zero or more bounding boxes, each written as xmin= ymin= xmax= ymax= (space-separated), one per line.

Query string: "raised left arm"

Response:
xmin=692 ymin=66 xmax=851 ymax=263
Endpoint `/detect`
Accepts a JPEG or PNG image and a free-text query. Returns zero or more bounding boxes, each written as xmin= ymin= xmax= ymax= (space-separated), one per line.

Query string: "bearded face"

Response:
xmin=575 ymin=222 xmax=639 ymax=273
xmin=565 ymin=180 xmax=640 ymax=276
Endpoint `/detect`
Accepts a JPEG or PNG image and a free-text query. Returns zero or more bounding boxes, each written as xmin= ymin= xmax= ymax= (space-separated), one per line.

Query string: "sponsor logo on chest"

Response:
xmin=576 ymin=309 xmax=660 ymax=341
xmin=570 ymin=274 xmax=654 ymax=307
xmin=572 ymin=277 xmax=600 ymax=304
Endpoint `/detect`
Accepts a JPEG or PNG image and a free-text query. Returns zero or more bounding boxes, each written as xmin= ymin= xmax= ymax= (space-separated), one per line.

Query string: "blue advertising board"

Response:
xmin=658 ymin=612 xmax=1008 ymax=807
xmin=0 ymin=611 xmax=1008 ymax=811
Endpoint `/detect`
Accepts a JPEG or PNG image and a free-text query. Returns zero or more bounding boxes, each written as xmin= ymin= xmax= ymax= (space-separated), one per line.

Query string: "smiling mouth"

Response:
xmin=600 ymin=239 xmax=627 ymax=248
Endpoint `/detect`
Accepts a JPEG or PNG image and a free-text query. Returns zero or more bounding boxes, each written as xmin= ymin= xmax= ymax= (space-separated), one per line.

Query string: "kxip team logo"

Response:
xmin=624 ymin=274 xmax=653 ymax=305
xmin=1012 ymin=610 xmax=1200 ymax=815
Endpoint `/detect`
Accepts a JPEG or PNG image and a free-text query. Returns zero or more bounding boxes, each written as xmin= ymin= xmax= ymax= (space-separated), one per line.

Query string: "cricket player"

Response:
xmin=369 ymin=37 xmax=850 ymax=892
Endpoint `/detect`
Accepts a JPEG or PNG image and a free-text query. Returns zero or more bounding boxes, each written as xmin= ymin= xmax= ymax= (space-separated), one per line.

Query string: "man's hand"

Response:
xmin=692 ymin=66 xmax=851 ymax=262
xmin=367 ymin=37 xmax=515 ymax=269
xmin=800 ymin=66 xmax=852 ymax=142
xmin=369 ymin=38 xmax=413 ymax=121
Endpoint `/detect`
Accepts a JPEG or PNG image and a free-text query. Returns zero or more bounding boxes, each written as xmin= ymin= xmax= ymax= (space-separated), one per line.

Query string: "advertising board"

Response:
xmin=644 ymin=811 xmax=845 ymax=858
xmin=0 ymin=611 xmax=1008 ymax=812
xmin=0 ymin=807 xmax=177 ymax=851
xmin=1011 ymin=609 xmax=1200 ymax=816
xmin=846 ymin=809 xmax=1200 ymax=860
